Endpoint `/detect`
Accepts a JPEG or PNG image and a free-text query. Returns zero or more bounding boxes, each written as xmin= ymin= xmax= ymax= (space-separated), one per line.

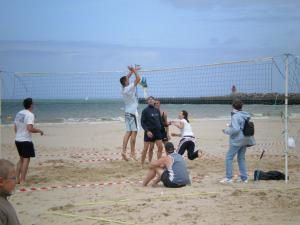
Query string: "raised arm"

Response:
xmin=128 ymin=65 xmax=141 ymax=87
xmin=126 ymin=68 xmax=134 ymax=79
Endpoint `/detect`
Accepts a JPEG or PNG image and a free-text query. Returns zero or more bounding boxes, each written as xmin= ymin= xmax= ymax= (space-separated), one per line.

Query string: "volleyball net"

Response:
xmin=1 ymin=54 xmax=298 ymax=103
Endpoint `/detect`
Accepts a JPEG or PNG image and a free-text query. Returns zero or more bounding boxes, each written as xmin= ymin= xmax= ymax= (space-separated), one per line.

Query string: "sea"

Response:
xmin=2 ymin=100 xmax=300 ymax=125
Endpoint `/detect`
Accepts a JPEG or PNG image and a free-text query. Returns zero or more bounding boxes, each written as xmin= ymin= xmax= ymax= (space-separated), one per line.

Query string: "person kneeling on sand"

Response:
xmin=142 ymin=142 xmax=191 ymax=188
xmin=0 ymin=159 xmax=21 ymax=225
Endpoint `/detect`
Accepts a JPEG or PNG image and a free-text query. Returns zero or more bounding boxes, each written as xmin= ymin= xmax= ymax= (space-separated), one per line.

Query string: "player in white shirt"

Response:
xmin=14 ymin=98 xmax=44 ymax=184
xmin=119 ymin=65 xmax=141 ymax=161
xmin=169 ymin=110 xmax=202 ymax=160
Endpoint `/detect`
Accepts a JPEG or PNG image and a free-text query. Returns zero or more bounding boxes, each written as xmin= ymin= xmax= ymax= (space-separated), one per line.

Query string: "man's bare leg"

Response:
xmin=16 ymin=157 xmax=23 ymax=184
xmin=122 ymin=131 xmax=131 ymax=161
xmin=156 ymin=140 xmax=163 ymax=159
xmin=20 ymin=157 xmax=30 ymax=184
xmin=148 ymin=142 xmax=154 ymax=163
xmin=151 ymin=168 xmax=163 ymax=187
xmin=141 ymin=142 xmax=150 ymax=168
xmin=143 ymin=167 xmax=163 ymax=187
xmin=130 ymin=131 xmax=137 ymax=161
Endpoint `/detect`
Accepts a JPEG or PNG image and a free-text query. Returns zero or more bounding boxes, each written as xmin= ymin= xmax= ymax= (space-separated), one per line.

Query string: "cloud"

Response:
xmin=162 ymin=0 xmax=300 ymax=10
xmin=162 ymin=0 xmax=300 ymax=22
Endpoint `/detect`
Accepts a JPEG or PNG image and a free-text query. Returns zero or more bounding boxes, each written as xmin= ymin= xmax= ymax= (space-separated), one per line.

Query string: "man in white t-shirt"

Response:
xmin=119 ymin=65 xmax=141 ymax=161
xmin=14 ymin=98 xmax=44 ymax=184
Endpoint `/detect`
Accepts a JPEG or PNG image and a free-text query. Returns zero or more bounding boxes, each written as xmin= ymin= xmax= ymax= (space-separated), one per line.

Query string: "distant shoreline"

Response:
xmin=140 ymin=93 xmax=300 ymax=104
xmin=2 ymin=93 xmax=300 ymax=104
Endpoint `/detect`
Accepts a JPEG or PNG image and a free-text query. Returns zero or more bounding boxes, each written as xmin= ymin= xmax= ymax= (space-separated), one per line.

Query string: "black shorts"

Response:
xmin=144 ymin=129 xmax=162 ymax=142
xmin=160 ymin=170 xmax=186 ymax=188
xmin=161 ymin=128 xmax=168 ymax=142
xmin=15 ymin=141 xmax=36 ymax=158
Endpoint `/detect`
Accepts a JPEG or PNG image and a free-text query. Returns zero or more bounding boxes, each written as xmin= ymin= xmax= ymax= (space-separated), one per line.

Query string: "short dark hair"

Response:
xmin=164 ymin=142 xmax=175 ymax=154
xmin=0 ymin=159 xmax=15 ymax=179
xmin=232 ymin=99 xmax=243 ymax=110
xmin=120 ymin=76 xmax=127 ymax=87
xmin=23 ymin=98 xmax=33 ymax=109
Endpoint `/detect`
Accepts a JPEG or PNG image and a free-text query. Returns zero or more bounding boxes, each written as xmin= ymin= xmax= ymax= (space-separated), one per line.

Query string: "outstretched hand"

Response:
xmin=134 ymin=64 xmax=141 ymax=71
xmin=128 ymin=65 xmax=134 ymax=71
xmin=128 ymin=64 xmax=141 ymax=72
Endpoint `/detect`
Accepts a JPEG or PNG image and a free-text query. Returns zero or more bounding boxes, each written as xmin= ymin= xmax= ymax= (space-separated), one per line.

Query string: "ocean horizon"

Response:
xmin=2 ymin=100 xmax=300 ymax=125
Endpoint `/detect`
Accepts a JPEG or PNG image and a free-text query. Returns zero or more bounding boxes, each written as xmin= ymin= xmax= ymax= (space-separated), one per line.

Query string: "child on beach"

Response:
xmin=0 ymin=159 xmax=21 ymax=225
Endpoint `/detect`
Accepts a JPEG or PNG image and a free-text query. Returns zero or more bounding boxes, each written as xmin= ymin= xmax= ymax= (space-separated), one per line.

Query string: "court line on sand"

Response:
xmin=49 ymin=212 xmax=141 ymax=225
xmin=16 ymin=180 xmax=142 ymax=193
xmin=16 ymin=176 xmax=203 ymax=193
xmin=16 ymin=173 xmax=260 ymax=193
xmin=35 ymin=141 xmax=285 ymax=158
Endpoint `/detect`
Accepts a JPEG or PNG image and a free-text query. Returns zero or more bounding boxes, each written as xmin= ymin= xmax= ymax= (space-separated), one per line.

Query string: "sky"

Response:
xmin=0 ymin=0 xmax=299 ymax=49
xmin=0 ymin=0 xmax=299 ymax=99
xmin=0 ymin=0 xmax=299 ymax=70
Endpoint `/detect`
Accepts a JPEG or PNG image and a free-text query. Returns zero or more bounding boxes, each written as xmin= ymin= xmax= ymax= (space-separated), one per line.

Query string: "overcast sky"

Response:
xmin=0 ymin=0 xmax=299 ymax=71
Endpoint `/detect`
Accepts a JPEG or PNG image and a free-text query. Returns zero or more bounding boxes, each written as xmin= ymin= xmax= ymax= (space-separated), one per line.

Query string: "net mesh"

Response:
xmin=3 ymin=55 xmax=297 ymax=104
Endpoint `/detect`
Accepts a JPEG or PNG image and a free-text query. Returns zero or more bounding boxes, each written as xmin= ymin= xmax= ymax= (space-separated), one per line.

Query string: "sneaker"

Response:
xmin=236 ymin=178 xmax=248 ymax=183
xmin=219 ymin=178 xmax=233 ymax=184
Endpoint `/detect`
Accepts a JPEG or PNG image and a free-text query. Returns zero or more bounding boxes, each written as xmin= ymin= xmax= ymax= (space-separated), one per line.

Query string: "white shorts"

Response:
xmin=125 ymin=113 xmax=138 ymax=132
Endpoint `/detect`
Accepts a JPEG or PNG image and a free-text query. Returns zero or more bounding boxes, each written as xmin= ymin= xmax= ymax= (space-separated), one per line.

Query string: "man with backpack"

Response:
xmin=220 ymin=99 xmax=256 ymax=184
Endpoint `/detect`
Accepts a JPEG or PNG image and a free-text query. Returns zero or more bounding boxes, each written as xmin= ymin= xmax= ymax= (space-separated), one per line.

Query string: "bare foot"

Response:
xmin=130 ymin=153 xmax=138 ymax=161
xmin=18 ymin=180 xmax=25 ymax=185
xmin=151 ymin=183 xmax=160 ymax=187
xmin=197 ymin=150 xmax=204 ymax=159
xmin=121 ymin=152 xmax=129 ymax=161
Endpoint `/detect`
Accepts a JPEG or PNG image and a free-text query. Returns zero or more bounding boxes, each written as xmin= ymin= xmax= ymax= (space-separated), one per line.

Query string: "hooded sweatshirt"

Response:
xmin=224 ymin=110 xmax=256 ymax=147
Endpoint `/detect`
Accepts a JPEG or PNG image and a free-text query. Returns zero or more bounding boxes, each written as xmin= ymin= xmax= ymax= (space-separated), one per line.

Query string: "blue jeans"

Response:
xmin=225 ymin=145 xmax=247 ymax=181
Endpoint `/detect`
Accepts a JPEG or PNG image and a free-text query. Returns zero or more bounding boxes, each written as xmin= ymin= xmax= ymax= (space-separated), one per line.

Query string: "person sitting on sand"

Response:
xmin=0 ymin=159 xmax=21 ymax=225
xmin=142 ymin=142 xmax=191 ymax=188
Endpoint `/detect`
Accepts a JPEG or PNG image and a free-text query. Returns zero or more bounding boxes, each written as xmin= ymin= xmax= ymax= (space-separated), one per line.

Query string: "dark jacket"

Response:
xmin=141 ymin=105 xmax=162 ymax=132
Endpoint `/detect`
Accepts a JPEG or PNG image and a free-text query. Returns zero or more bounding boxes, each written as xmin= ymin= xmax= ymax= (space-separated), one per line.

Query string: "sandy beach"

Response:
xmin=1 ymin=118 xmax=300 ymax=225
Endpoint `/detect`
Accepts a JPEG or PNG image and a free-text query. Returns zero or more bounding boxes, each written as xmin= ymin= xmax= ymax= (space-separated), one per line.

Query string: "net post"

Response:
xmin=284 ymin=54 xmax=289 ymax=184
xmin=0 ymin=70 xmax=2 ymax=159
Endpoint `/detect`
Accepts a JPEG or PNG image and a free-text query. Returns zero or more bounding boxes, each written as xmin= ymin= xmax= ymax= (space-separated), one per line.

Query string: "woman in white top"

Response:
xmin=170 ymin=110 xmax=200 ymax=160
